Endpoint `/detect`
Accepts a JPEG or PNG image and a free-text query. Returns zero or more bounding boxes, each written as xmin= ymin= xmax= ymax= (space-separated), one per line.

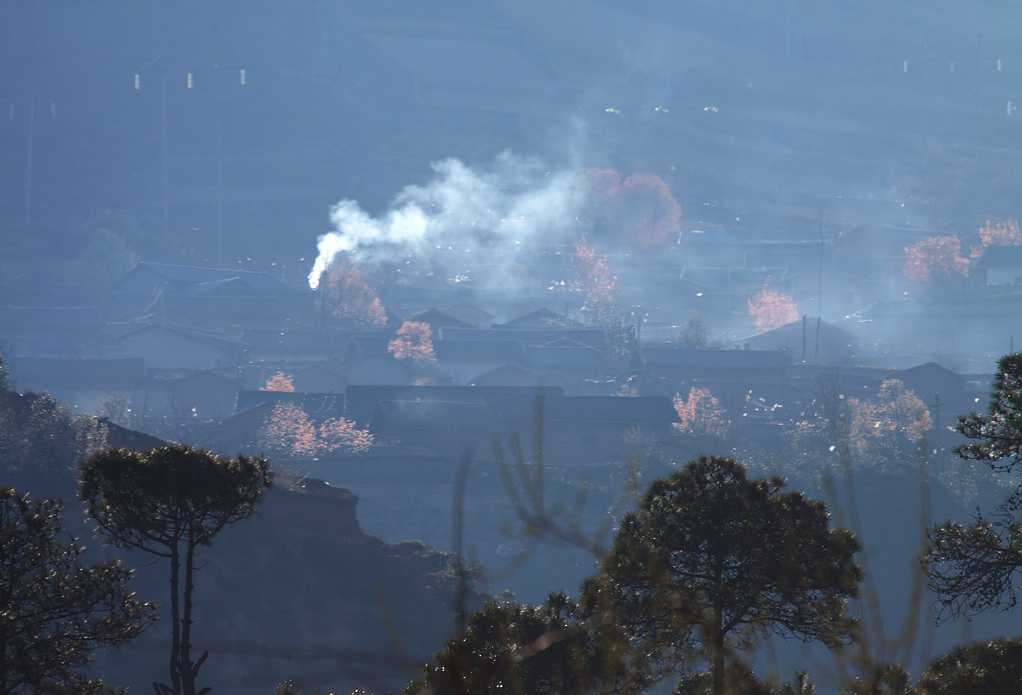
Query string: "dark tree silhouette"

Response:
xmin=595 ymin=456 xmax=861 ymax=695
xmin=403 ymin=593 xmax=607 ymax=695
xmin=0 ymin=487 xmax=155 ymax=695
xmin=78 ymin=445 xmax=272 ymax=695
xmin=915 ymin=636 xmax=1022 ymax=694
xmin=675 ymin=311 xmax=712 ymax=350
xmin=926 ymin=353 xmax=1022 ymax=619
xmin=0 ymin=367 xmax=107 ymax=496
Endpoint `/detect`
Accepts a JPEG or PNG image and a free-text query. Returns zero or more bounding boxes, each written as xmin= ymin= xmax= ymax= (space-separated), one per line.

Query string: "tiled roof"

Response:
xmin=434 ymin=340 xmax=527 ymax=363
xmin=637 ymin=344 xmax=792 ymax=368
xmin=485 ymin=394 xmax=679 ymax=424
xmin=118 ymin=262 xmax=291 ymax=293
xmin=439 ymin=327 xmax=609 ymax=347
xmin=372 ymin=399 xmax=500 ymax=430
xmin=496 ymin=308 xmax=581 ymax=328
xmin=235 ymin=390 xmax=345 ymax=416
xmin=0 ymin=306 xmax=107 ymax=329
xmin=10 ymin=357 xmax=146 ymax=381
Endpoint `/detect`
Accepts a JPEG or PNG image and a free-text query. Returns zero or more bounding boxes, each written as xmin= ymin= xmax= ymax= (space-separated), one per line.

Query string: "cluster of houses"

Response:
xmin=1 ymin=243 xmax=1002 ymax=460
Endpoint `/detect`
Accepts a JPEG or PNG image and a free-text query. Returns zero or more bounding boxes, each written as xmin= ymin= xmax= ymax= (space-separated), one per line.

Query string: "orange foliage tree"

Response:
xmin=262 ymin=372 xmax=295 ymax=392
xmin=571 ymin=237 xmax=618 ymax=317
xmin=847 ymin=379 xmax=930 ymax=460
xmin=971 ymin=218 xmax=1022 ymax=258
xmin=319 ymin=261 xmax=387 ymax=329
xmin=258 ymin=402 xmax=318 ymax=458
xmin=903 ymin=235 xmax=969 ymax=283
xmin=747 ymin=286 xmax=798 ymax=331
xmin=673 ymin=387 xmax=730 ymax=437
xmin=388 ymin=321 xmax=437 ymax=365
xmin=258 ymin=402 xmax=374 ymax=458
xmin=318 ymin=416 xmax=375 ymax=455
xmin=583 ymin=169 xmax=681 ymax=252
xmin=571 ymin=237 xmax=636 ymax=360
xmin=791 ymin=378 xmax=929 ymax=465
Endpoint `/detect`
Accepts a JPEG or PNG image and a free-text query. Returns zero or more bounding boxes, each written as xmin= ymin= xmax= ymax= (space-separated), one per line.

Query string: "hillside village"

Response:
xmin=3 ymin=1 xmax=1022 ymax=692
xmin=4 ymin=216 xmax=1015 ymax=448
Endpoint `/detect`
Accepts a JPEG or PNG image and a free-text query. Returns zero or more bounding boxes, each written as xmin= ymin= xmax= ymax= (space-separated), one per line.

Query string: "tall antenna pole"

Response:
xmin=161 ymin=63 xmax=169 ymax=237
xmin=974 ymin=33 xmax=982 ymax=160
xmin=13 ymin=89 xmax=56 ymax=224
xmin=930 ymin=391 xmax=947 ymax=436
xmin=135 ymin=55 xmax=170 ymax=237
xmin=137 ymin=41 xmax=245 ymax=261
xmin=23 ymin=90 xmax=35 ymax=223
xmin=213 ymin=26 xmax=224 ymax=266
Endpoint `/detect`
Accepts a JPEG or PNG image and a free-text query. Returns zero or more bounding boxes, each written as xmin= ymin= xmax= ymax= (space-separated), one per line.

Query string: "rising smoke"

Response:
xmin=308 ymin=152 xmax=586 ymax=290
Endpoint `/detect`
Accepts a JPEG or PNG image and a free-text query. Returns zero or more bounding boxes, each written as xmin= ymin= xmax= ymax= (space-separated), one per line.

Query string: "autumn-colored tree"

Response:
xmin=620 ymin=174 xmax=682 ymax=251
xmin=572 ymin=237 xmax=617 ymax=317
xmin=903 ymin=235 xmax=969 ymax=283
xmin=319 ymin=261 xmax=387 ymax=329
xmin=388 ymin=321 xmax=437 ymax=365
xmin=258 ymin=402 xmax=318 ymax=458
xmin=584 ymin=168 xmax=621 ymax=202
xmin=570 ymin=237 xmax=636 ymax=361
xmin=675 ymin=311 xmax=712 ymax=349
xmin=791 ymin=378 xmax=929 ymax=466
xmin=258 ymin=402 xmax=375 ymax=458
xmin=747 ymin=286 xmax=798 ymax=331
xmin=583 ymin=169 xmax=681 ymax=252
xmin=673 ymin=387 xmax=730 ymax=437
xmin=971 ymin=218 xmax=1022 ymax=258
xmin=263 ymin=372 xmax=295 ymax=392
xmin=318 ymin=416 xmax=375 ymax=455
xmin=847 ymin=379 xmax=930 ymax=461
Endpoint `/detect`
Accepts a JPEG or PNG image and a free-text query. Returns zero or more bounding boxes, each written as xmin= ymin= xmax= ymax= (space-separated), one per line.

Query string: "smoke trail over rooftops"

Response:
xmin=308 ymin=152 xmax=584 ymax=290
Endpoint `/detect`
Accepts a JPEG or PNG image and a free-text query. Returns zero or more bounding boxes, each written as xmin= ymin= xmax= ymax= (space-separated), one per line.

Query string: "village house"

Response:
xmin=114 ymin=261 xmax=302 ymax=330
xmin=740 ymin=317 xmax=862 ymax=366
xmin=631 ymin=343 xmax=792 ymax=412
xmin=5 ymin=356 xmax=149 ymax=411
xmin=344 ymin=384 xmax=564 ymax=424
xmin=114 ymin=324 xmax=245 ymax=371
xmin=0 ymin=305 xmax=113 ymax=359
xmin=167 ymin=371 xmax=242 ymax=421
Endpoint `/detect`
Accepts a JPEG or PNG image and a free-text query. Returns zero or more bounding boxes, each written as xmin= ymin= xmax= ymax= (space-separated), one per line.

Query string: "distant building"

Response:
xmin=971 ymin=246 xmax=1022 ymax=286
xmin=741 ymin=317 xmax=862 ymax=366
xmin=6 ymin=356 xmax=149 ymax=411
xmin=0 ymin=306 xmax=112 ymax=358
xmin=632 ymin=343 xmax=791 ymax=410
xmin=115 ymin=324 xmax=244 ymax=371
xmin=169 ymin=371 xmax=242 ymax=420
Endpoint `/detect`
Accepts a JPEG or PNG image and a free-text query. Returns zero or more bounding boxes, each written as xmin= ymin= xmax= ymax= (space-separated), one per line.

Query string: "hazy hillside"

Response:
xmin=3 ymin=2 xmax=1022 ymax=691
xmin=1 ymin=0 xmax=1018 ymax=266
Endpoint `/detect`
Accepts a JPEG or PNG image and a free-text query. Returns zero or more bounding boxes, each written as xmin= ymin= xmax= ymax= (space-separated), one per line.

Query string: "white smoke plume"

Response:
xmin=308 ymin=152 xmax=585 ymax=290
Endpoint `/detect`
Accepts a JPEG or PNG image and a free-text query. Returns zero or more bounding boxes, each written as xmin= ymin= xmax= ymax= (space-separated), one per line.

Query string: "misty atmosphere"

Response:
xmin=1 ymin=1 xmax=1021 ymax=693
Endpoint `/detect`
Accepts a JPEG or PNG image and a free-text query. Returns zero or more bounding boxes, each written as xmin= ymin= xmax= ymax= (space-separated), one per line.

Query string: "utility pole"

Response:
xmin=187 ymin=28 xmax=245 ymax=267
xmin=135 ymin=55 xmax=169 ymax=237
xmin=930 ymin=391 xmax=947 ymax=435
xmin=214 ymin=37 xmax=225 ymax=267
xmin=134 ymin=31 xmax=245 ymax=265
xmin=24 ymin=91 xmax=35 ymax=223
xmin=901 ymin=34 xmax=1002 ymax=160
xmin=2 ymin=90 xmax=56 ymax=223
